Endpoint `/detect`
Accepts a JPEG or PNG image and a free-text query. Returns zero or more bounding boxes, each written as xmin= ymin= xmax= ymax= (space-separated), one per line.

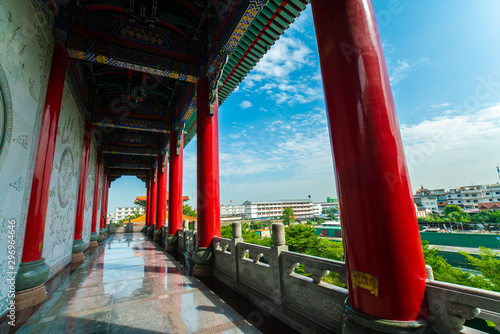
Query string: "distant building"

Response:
xmin=313 ymin=204 xmax=322 ymax=216
xmin=313 ymin=202 xmax=339 ymax=216
xmin=478 ymin=202 xmax=500 ymax=211
xmin=414 ymin=184 xmax=500 ymax=212
xmin=113 ymin=206 xmax=144 ymax=222
xmin=243 ymin=200 xmax=314 ymax=219
xmin=220 ymin=205 xmax=245 ymax=217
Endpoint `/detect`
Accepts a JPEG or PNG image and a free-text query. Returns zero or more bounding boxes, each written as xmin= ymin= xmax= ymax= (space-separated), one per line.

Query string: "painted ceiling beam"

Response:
xmin=93 ymin=114 xmax=169 ymax=133
xmin=102 ymin=145 xmax=158 ymax=156
xmin=68 ymin=32 xmax=198 ymax=83
xmin=94 ymin=108 xmax=169 ymax=123
xmin=70 ymin=26 xmax=198 ymax=65
xmin=107 ymin=162 xmax=150 ymax=169
xmin=102 ymin=141 xmax=158 ymax=149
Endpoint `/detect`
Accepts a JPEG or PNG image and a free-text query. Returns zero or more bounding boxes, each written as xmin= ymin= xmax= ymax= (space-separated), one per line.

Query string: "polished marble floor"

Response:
xmin=18 ymin=233 xmax=261 ymax=334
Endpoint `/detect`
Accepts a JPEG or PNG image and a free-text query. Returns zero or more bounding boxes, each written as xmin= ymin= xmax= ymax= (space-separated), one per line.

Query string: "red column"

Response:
xmin=103 ymin=178 xmax=110 ymax=228
xmin=146 ymin=176 xmax=152 ymax=226
xmin=311 ymin=0 xmax=427 ymax=321
xmin=73 ymin=121 xmax=93 ymax=248
xmin=145 ymin=179 xmax=149 ymax=227
xmin=168 ymin=129 xmax=183 ymax=236
xmin=91 ymin=152 xmax=102 ymax=235
xmin=99 ymin=168 xmax=108 ymax=231
xmin=156 ymin=153 xmax=168 ymax=229
xmin=150 ymin=167 xmax=158 ymax=227
xmin=21 ymin=44 xmax=68 ymax=264
xmin=196 ymin=77 xmax=221 ymax=248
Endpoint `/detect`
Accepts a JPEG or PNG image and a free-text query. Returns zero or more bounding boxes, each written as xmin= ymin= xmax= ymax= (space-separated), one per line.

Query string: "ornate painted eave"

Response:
xmin=183 ymin=0 xmax=309 ymax=146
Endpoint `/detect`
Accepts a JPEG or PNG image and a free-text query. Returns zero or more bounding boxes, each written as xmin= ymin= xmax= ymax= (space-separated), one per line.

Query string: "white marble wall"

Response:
xmin=41 ymin=83 xmax=85 ymax=277
xmin=82 ymin=144 xmax=97 ymax=245
xmin=0 ymin=0 xmax=54 ymax=315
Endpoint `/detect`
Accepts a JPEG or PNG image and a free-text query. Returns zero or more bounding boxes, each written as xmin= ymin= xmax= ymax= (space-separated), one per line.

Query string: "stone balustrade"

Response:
xmin=213 ymin=222 xmax=500 ymax=334
xmin=177 ymin=219 xmax=197 ymax=255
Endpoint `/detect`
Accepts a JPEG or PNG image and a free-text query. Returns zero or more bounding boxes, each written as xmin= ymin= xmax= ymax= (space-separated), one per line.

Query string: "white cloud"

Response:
xmin=288 ymin=6 xmax=311 ymax=34
xmin=430 ymin=102 xmax=451 ymax=109
xmin=239 ymin=100 xmax=253 ymax=109
xmin=401 ymin=103 xmax=500 ymax=189
xmin=244 ymin=36 xmax=312 ymax=86
xmin=219 ymin=109 xmax=332 ymax=179
xmin=388 ymin=57 xmax=429 ymax=84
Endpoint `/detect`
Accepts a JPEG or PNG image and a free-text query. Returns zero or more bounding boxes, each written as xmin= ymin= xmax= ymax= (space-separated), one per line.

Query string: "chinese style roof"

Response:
xmin=49 ymin=0 xmax=309 ymax=182
xmin=134 ymin=193 xmax=190 ymax=206
xmin=130 ymin=213 xmax=196 ymax=223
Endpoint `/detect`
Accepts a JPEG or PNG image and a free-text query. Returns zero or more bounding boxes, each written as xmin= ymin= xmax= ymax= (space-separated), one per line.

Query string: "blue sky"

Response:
xmin=109 ymin=0 xmax=500 ymax=211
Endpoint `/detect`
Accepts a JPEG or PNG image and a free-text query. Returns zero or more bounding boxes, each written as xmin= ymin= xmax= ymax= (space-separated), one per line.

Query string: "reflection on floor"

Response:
xmin=18 ymin=233 xmax=261 ymax=334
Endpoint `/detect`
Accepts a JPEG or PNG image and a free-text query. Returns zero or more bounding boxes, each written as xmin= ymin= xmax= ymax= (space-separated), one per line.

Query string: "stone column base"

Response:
xmin=71 ymin=252 xmax=85 ymax=271
xmin=89 ymin=240 xmax=98 ymax=249
xmin=14 ymin=284 xmax=47 ymax=310
xmin=147 ymin=226 xmax=154 ymax=238
xmin=98 ymin=234 xmax=105 ymax=240
xmin=193 ymin=264 xmax=213 ymax=278
xmin=165 ymin=244 xmax=177 ymax=252
xmin=342 ymin=299 xmax=435 ymax=334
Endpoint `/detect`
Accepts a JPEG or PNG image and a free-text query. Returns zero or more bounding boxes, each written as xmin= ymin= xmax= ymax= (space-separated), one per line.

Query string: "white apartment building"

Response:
xmin=313 ymin=204 xmax=322 ymax=216
xmin=414 ymin=184 xmax=500 ymax=212
xmin=113 ymin=206 xmax=144 ymax=222
xmin=220 ymin=205 xmax=245 ymax=217
xmin=243 ymin=200 xmax=314 ymax=219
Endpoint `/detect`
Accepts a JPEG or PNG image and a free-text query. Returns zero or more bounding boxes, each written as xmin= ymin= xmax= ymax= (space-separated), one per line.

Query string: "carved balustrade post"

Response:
xmin=270 ymin=223 xmax=288 ymax=310
xmin=231 ymin=222 xmax=244 ymax=286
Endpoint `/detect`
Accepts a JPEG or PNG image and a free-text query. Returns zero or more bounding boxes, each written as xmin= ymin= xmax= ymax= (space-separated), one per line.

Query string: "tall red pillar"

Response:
xmin=72 ymin=121 xmax=93 ymax=264
xmin=99 ymin=167 xmax=108 ymax=236
xmin=103 ymin=178 xmax=110 ymax=230
xmin=311 ymin=0 xmax=428 ymax=326
xmin=166 ymin=128 xmax=183 ymax=251
xmin=156 ymin=153 xmax=168 ymax=230
xmin=193 ymin=77 xmax=220 ymax=275
xmin=146 ymin=175 xmax=152 ymax=226
xmin=144 ymin=178 xmax=149 ymax=230
xmin=90 ymin=151 xmax=102 ymax=248
xmin=148 ymin=167 xmax=158 ymax=237
xmin=16 ymin=44 xmax=68 ymax=302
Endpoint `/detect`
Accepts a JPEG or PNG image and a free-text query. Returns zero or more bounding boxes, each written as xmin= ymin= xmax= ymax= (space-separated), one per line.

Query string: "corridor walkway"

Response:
xmin=18 ymin=233 xmax=261 ymax=334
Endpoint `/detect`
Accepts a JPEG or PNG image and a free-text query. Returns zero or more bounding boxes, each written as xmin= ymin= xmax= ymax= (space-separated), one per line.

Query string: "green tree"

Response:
xmin=285 ymin=224 xmax=319 ymax=253
xmin=183 ymin=204 xmax=197 ymax=217
xmin=444 ymin=205 xmax=462 ymax=216
xmin=459 ymin=247 xmax=500 ymax=291
xmin=422 ymin=241 xmax=495 ymax=291
xmin=446 ymin=211 xmax=471 ymax=223
xmin=282 ymin=207 xmax=295 ymax=226
xmin=220 ymin=224 xmax=233 ymax=239
xmin=221 ymin=223 xmax=263 ymax=245
xmin=249 ymin=221 xmax=267 ymax=230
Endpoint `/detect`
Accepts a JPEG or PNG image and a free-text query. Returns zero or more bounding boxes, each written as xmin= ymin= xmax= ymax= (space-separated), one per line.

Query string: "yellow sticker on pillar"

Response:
xmin=351 ymin=271 xmax=379 ymax=297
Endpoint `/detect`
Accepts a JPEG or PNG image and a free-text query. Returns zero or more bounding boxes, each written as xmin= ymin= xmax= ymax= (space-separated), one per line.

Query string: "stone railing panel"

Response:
xmin=426 ymin=279 xmax=500 ymax=333
xmin=237 ymin=243 xmax=273 ymax=296
xmin=213 ymin=237 xmax=234 ymax=280
xmin=280 ymin=251 xmax=348 ymax=331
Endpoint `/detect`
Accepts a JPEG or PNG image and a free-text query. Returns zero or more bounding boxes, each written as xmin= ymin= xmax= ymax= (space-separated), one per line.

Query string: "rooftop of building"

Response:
xmin=243 ymin=199 xmax=313 ymax=204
